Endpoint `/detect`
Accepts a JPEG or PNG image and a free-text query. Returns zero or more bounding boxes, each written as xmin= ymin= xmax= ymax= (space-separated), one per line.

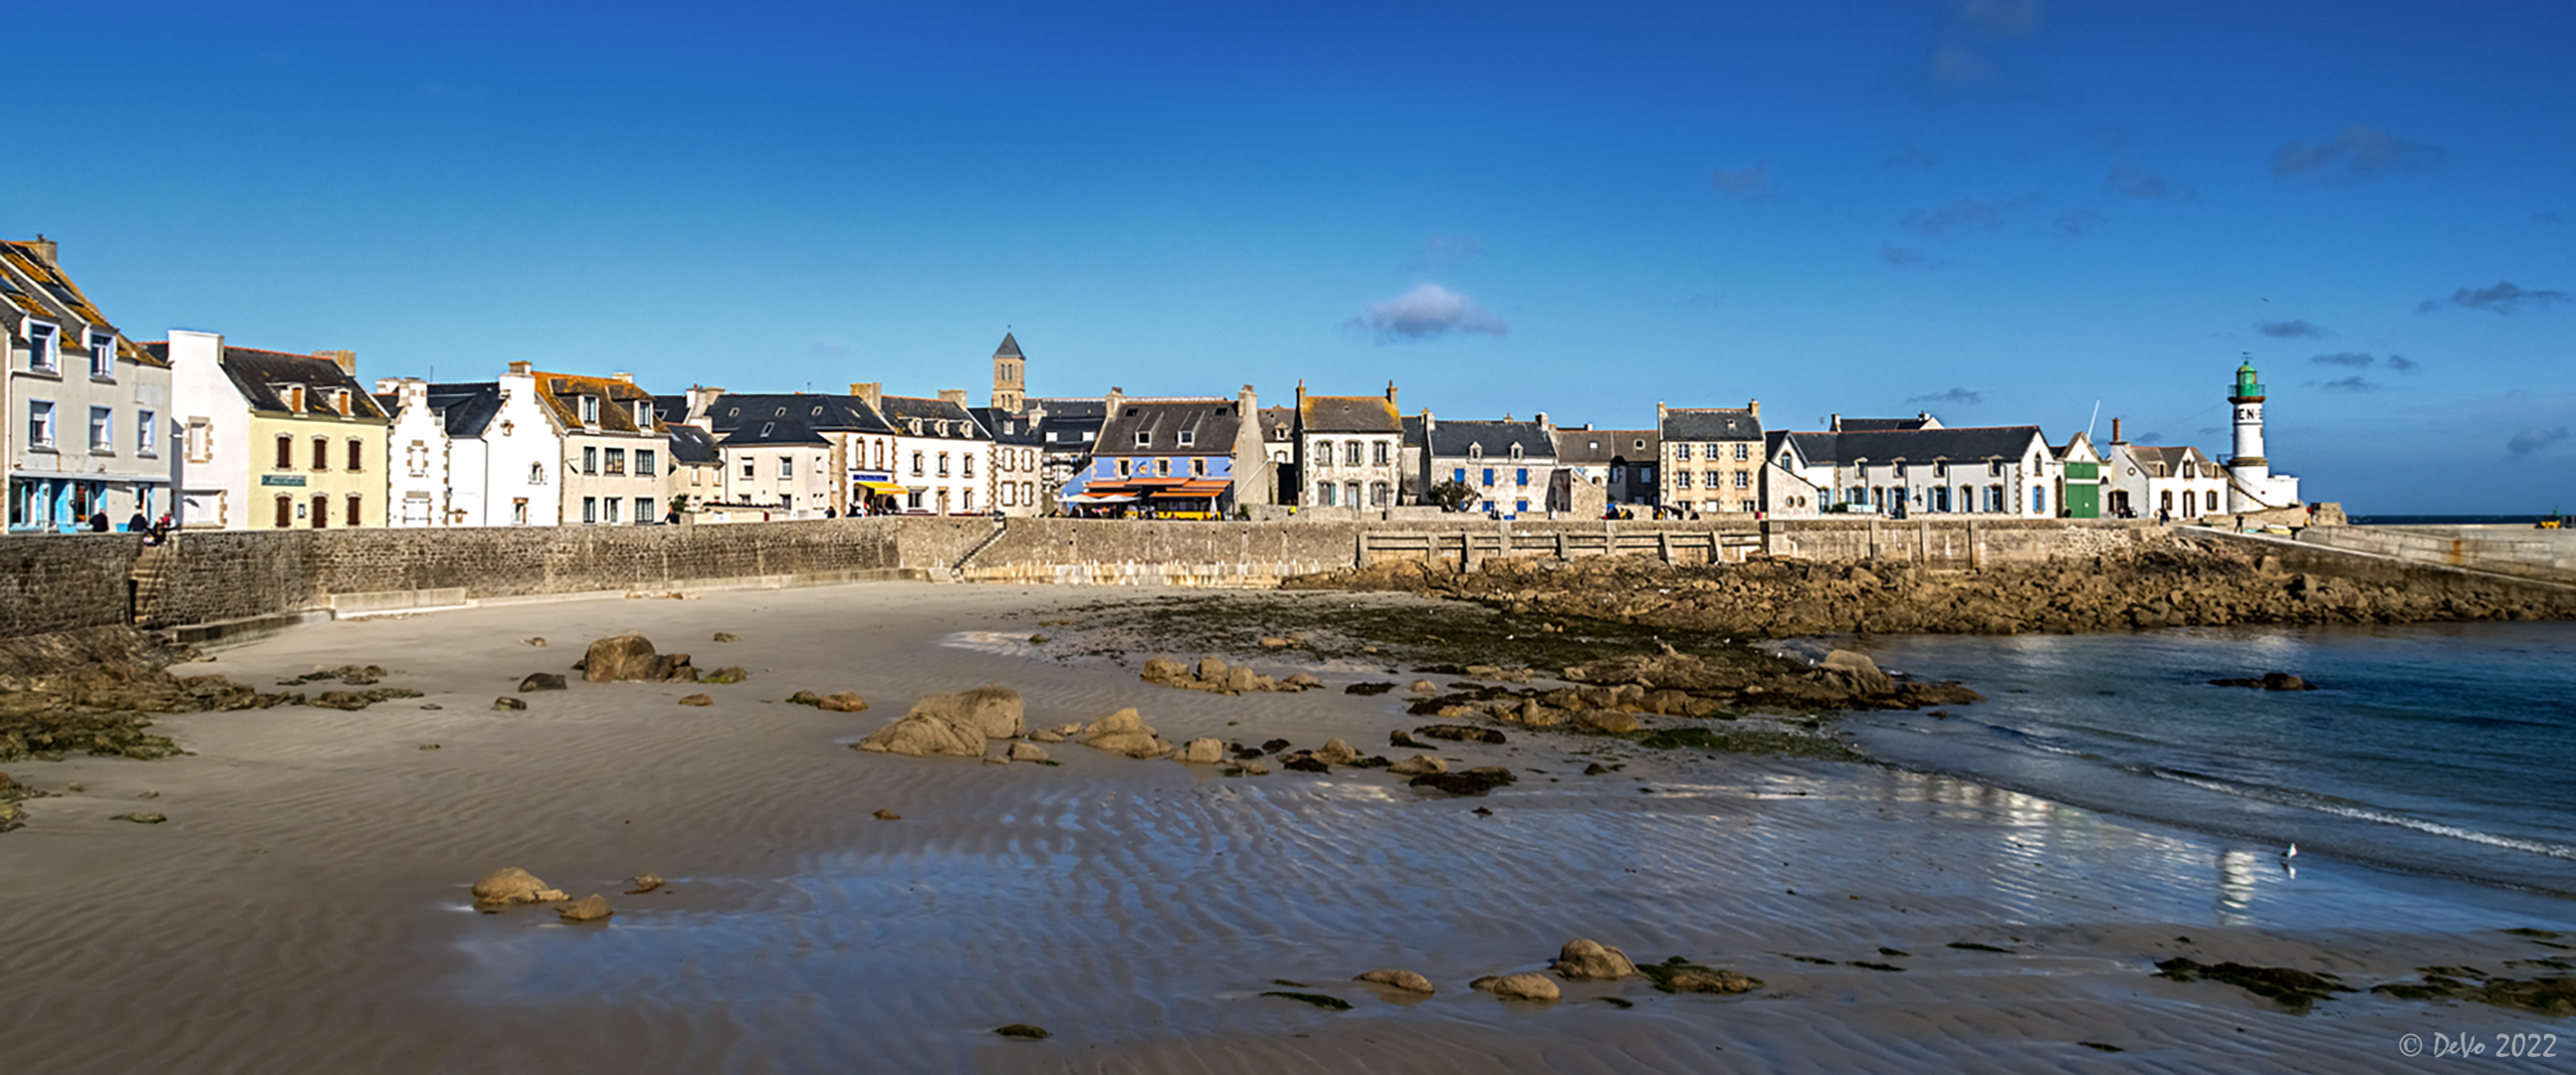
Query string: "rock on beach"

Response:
xmin=473 ymin=867 xmax=567 ymax=906
xmin=855 ymin=686 xmax=1027 ymax=757
xmin=1555 ymin=939 xmax=1640 ymax=980
xmin=1354 ymin=968 xmax=1435 ymax=993
xmin=1470 ymin=972 xmax=1561 ymax=1001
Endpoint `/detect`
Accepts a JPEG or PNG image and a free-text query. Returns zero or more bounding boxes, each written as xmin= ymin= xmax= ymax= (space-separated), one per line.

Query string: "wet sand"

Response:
xmin=3 ymin=582 xmax=2571 ymax=1072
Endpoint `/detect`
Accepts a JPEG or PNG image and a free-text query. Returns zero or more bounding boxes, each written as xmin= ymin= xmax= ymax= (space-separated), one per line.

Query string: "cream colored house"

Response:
xmin=162 ymin=332 xmax=389 ymax=530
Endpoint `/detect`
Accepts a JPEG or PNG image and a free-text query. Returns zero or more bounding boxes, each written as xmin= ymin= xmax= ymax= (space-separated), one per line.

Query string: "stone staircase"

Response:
xmin=127 ymin=539 xmax=174 ymax=627
xmin=949 ymin=520 xmax=1010 ymax=581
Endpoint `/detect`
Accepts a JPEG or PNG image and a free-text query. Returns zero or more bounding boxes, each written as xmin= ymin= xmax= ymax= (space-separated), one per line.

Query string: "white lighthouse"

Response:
xmin=2225 ymin=356 xmax=2301 ymax=512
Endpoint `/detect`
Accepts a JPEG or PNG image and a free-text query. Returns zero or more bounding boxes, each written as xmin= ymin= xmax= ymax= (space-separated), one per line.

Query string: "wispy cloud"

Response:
xmin=1708 ymin=161 xmax=1773 ymax=198
xmin=1347 ymin=284 xmax=1508 ymax=342
xmin=2271 ymin=124 xmax=2442 ymax=181
xmin=1925 ymin=0 xmax=2045 ymax=99
xmin=2104 ymin=163 xmax=2189 ymax=199
xmin=1903 ymin=194 xmax=2032 ymax=234
xmin=2257 ymin=319 xmax=2327 ymax=338
xmin=2309 ymin=351 xmax=2373 ymax=367
xmin=2417 ymin=281 xmax=2571 ymax=315
xmin=1880 ymin=243 xmax=1932 ymax=267
xmin=2052 ymin=208 xmax=2104 ymax=237
xmin=1884 ymin=145 xmax=1936 ymax=170
xmin=2507 ymin=426 xmax=2572 ymax=456
xmin=1416 ymin=232 xmax=1484 ymax=267
xmin=2385 ymin=354 xmax=2420 ymax=372
xmin=2315 ymin=376 xmax=2381 ymax=391
xmin=1908 ymin=387 xmax=1985 ymax=406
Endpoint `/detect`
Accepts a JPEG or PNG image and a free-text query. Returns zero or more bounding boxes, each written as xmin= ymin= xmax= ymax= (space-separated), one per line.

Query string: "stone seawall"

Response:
xmin=0 ymin=516 xmax=2178 ymax=641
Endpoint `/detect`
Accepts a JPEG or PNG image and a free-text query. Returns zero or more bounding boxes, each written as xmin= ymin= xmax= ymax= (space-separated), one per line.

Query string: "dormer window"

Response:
xmin=579 ymin=395 xmax=600 ymax=425
xmin=1135 ymin=430 xmax=1152 ymax=447
xmin=1509 ymin=443 xmax=1523 ymax=460
xmin=636 ymin=401 xmax=653 ymax=425
xmin=284 ymin=385 xmax=306 ymax=412
xmin=332 ymin=389 xmax=351 ymax=416
xmin=89 ymin=333 xmax=113 ymax=379
xmin=25 ymin=322 xmax=56 ymax=373
xmin=1177 ymin=429 xmax=1195 ymax=446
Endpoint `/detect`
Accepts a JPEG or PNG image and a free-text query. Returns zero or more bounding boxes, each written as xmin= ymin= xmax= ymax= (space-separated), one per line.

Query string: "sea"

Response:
xmin=1839 ymin=622 xmax=2576 ymax=898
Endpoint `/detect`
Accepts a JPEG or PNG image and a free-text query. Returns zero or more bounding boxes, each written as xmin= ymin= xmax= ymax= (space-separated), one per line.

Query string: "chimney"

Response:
xmin=1105 ymin=386 xmax=1124 ymax=412
xmin=1420 ymin=408 xmax=1434 ymax=434
xmin=1295 ymin=379 xmax=1306 ymax=409
xmin=851 ymin=382 xmax=883 ymax=411
xmin=2111 ymin=417 xmax=2124 ymax=444
xmin=509 ymin=360 xmax=534 ymax=375
xmin=610 ymin=371 xmax=633 ymax=384
xmin=1829 ymin=412 xmax=1841 ymax=431
xmin=1747 ymin=398 xmax=1761 ymax=419
xmin=938 ymin=388 xmax=968 ymax=405
xmin=1535 ymin=411 xmax=1549 ymax=429
xmin=1237 ymin=383 xmax=1257 ymax=418
xmin=315 ymin=349 xmax=356 ymax=375
xmin=25 ymin=234 xmax=57 ymax=267
xmin=1386 ymin=379 xmax=1398 ymax=409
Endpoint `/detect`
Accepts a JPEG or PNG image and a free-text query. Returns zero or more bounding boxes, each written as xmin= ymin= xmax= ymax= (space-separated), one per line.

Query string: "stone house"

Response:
xmin=1295 ymin=382 xmax=1403 ymax=510
xmin=1550 ymin=426 xmax=1649 ymax=516
xmin=1260 ymin=405 xmax=1298 ymax=504
xmin=1657 ymin=401 xmax=1766 ymax=515
xmin=1027 ymin=396 xmax=1107 ymax=512
xmin=700 ymin=392 xmax=890 ymax=517
xmin=1071 ymin=387 xmax=1261 ymax=516
xmin=530 ymin=368 xmax=670 ymax=527
xmin=971 ymin=405 xmax=1045 ymax=517
xmin=162 ymin=332 xmax=389 ymax=530
xmin=870 ymin=388 xmax=993 ymax=515
xmin=2 ymin=237 xmax=173 ymax=532
xmin=1418 ymin=414 xmax=1558 ymax=517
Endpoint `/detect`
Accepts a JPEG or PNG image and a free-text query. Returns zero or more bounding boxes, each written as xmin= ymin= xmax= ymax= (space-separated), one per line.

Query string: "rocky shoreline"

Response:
xmin=1285 ymin=538 xmax=2576 ymax=637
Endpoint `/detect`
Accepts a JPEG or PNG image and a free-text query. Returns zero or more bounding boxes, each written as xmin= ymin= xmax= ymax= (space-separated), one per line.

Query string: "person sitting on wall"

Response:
xmin=88 ymin=510 xmax=109 ymax=533
xmin=126 ymin=511 xmax=148 ymax=535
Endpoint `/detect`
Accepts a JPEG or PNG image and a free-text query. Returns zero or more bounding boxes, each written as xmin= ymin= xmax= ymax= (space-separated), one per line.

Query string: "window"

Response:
xmin=583 ymin=497 xmax=598 ymax=524
xmin=1156 ymin=458 xmax=1172 ymax=477
xmin=1344 ymin=442 xmax=1362 ymax=467
xmin=911 ymin=452 xmax=924 ymax=476
xmin=604 ymin=498 xmax=621 ymax=525
xmin=1675 ymin=444 xmax=1692 ymax=461
xmin=276 ymin=434 xmax=294 ymax=469
xmin=1003 ymin=484 xmax=1016 ymax=507
xmin=2034 ymin=487 xmax=2047 ymax=514
xmin=778 ymin=455 xmax=793 ymax=479
xmin=2159 ymin=490 xmax=2173 ymax=515
xmin=25 ymin=400 xmax=54 ymax=449
xmin=1451 ymin=467 xmax=1465 ymax=484
xmin=285 ymin=385 xmax=306 ymax=412
xmin=1317 ymin=483 xmax=1336 ymax=507
xmin=1640 ymin=467 xmax=1653 ymax=482
xmin=1987 ymin=486 xmax=2006 ymax=513
xmin=633 ymin=400 xmax=651 ymax=426
xmin=1480 ymin=467 xmax=1495 ymax=487
xmin=1314 ymin=440 xmax=1333 ymax=468
xmin=530 ymin=463 xmax=545 ymax=485
xmin=512 ymin=499 xmax=529 ymax=526
xmin=345 ymin=494 xmax=362 ymax=527
xmin=331 ymin=389 xmax=350 ymax=416
xmin=1190 ymin=457 xmax=1206 ymax=477
xmin=604 ymin=448 xmax=626 ymax=476
xmin=1135 ymin=430 xmax=1153 ymax=447
xmin=938 ymin=452 xmax=951 ymax=477
xmin=742 ymin=459 xmax=755 ymax=479
xmin=1177 ymin=429 xmax=1194 ymax=447
xmin=1932 ymin=487 xmax=1951 ymax=513
xmin=1509 ymin=443 xmax=1523 ymax=461
xmin=1734 ymin=443 xmax=1749 ymax=462
xmin=1373 ymin=482 xmax=1391 ymax=508
xmin=1734 ymin=471 xmax=1751 ymax=490
xmin=1989 ymin=460 xmax=2005 ymax=477
xmin=1739 ymin=500 xmax=1757 ymax=513
xmin=1848 ymin=486 xmax=1866 ymax=506
xmin=871 ymin=441 xmax=885 ymax=469
xmin=579 ymin=395 xmax=600 ymax=424
xmin=90 ymin=333 xmax=113 ymax=379
xmin=346 ymin=438 xmax=364 ymax=472
xmin=1515 ymin=468 xmax=1529 ymax=487
xmin=311 ymin=494 xmax=328 ymax=529
xmin=27 ymin=323 xmax=57 ymax=373
xmin=1373 ymin=441 xmax=1390 ymax=466
xmin=276 ymin=495 xmax=294 ymax=529
xmin=636 ymin=497 xmax=653 ymax=523
xmin=963 ymin=490 xmax=974 ymax=512
xmin=1516 ymin=499 xmax=1529 ymax=514
xmin=582 ymin=446 xmax=598 ymax=475
xmin=89 ymin=407 xmax=112 ymax=452
xmin=186 ymin=419 xmax=211 ymax=463
xmin=963 ymin=454 xmax=973 ymax=478
xmin=1676 ymin=472 xmax=1692 ymax=489
xmin=1610 ymin=466 xmax=1624 ymax=481
xmin=1116 ymin=458 xmax=1133 ymax=478
xmin=638 ymin=449 xmax=656 ymax=475
xmin=312 ymin=436 xmax=329 ymax=471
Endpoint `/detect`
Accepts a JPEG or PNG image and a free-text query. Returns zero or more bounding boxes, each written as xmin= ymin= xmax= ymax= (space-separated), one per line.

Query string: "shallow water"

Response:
xmin=1844 ymin=622 xmax=2576 ymax=897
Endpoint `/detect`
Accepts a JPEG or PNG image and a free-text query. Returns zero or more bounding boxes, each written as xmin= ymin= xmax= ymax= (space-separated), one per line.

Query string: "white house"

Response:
xmin=2101 ymin=430 xmax=2230 ymax=521
xmin=1296 ymin=382 xmax=1403 ymax=510
xmin=2 ymin=237 xmax=174 ymax=533
xmin=1765 ymin=425 xmax=2059 ymax=519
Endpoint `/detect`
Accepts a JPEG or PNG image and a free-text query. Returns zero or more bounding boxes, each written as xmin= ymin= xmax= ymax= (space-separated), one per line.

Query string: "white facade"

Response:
xmin=166 ymin=330 xmax=246 ymax=530
xmin=2102 ymin=442 xmax=2231 ymax=521
xmin=4 ymin=241 xmax=174 ymax=533
xmin=1767 ymin=426 xmax=2060 ymax=520
xmin=2224 ymin=361 xmax=2302 ymax=512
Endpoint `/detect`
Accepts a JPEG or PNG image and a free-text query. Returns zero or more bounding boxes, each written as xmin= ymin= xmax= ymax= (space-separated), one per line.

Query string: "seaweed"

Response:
xmin=1947 ymin=942 xmax=2015 ymax=954
xmin=2153 ymin=958 xmax=2355 ymax=1013
xmin=1638 ymin=957 xmax=1760 ymax=994
xmin=1260 ymin=990 xmax=1352 ymax=1011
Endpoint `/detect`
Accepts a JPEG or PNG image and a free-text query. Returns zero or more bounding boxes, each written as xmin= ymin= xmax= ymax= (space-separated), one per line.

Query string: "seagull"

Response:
xmin=2283 ymin=843 xmax=2298 ymax=861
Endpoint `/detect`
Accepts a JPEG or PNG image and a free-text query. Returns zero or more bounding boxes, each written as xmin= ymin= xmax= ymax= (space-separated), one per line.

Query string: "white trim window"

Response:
xmin=90 ymin=333 xmax=114 ymax=379
xmin=579 ymin=395 xmax=600 ymax=425
xmin=26 ymin=322 xmax=57 ymax=373
xmin=89 ymin=406 xmax=112 ymax=452
xmin=28 ymin=400 xmax=55 ymax=448
xmin=136 ymin=409 xmax=156 ymax=455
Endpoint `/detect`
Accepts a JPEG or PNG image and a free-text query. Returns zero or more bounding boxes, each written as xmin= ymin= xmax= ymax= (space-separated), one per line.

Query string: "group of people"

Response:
xmin=82 ymin=510 xmax=174 ymax=544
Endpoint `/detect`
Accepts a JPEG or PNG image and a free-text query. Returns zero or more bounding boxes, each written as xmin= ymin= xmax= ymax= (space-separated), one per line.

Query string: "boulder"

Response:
xmin=677 ymin=693 xmax=714 ymax=707
xmin=1409 ymin=766 xmax=1516 ymax=795
xmin=855 ymin=686 xmax=1026 ymax=757
xmin=525 ymin=637 xmax=546 ymax=647
xmin=1819 ymin=649 xmax=1894 ymax=695
xmin=818 ymin=692 xmax=869 ymax=712
xmin=1007 ymin=741 xmax=1050 ymax=762
xmin=1173 ymin=738 xmax=1225 ymax=764
xmin=1260 ymin=738 xmax=1293 ymax=753
xmin=1470 ymin=972 xmax=1561 ymax=1001
xmin=557 ymin=894 xmax=612 ymax=923
xmin=580 ymin=635 xmax=663 ymax=684
xmin=786 ymin=690 xmax=822 ymax=706
xmin=1387 ymin=754 xmax=1446 ymax=776
xmin=1414 ymin=725 xmax=1507 ymax=745
xmin=872 ymin=808 xmax=901 ymax=820
xmin=1354 ymin=968 xmax=1435 ymax=993
xmin=1282 ymin=756 xmax=1331 ymax=773
xmin=1283 ymin=672 xmax=1322 ymax=690
xmin=699 ymin=666 xmax=749 ymax=685
xmin=1554 ymin=939 xmax=1640 ymax=980
xmin=1575 ymin=711 xmax=1643 ymax=735
xmin=1408 ymin=680 xmax=1438 ymax=694
xmin=1049 ymin=723 xmax=1083 ymax=737
xmin=2262 ymin=672 xmax=2313 ymax=691
xmin=1232 ymin=759 xmax=1271 ymax=775
xmin=712 ymin=631 xmax=741 ymax=643
xmin=1389 ymin=731 xmax=1427 ymax=750
xmin=1026 ymin=729 xmax=1065 ymax=744
xmin=472 ymin=867 xmax=567 ymax=906
xmin=1196 ymin=656 xmax=1230 ymax=682
xmin=1259 ymin=636 xmax=1290 ymax=648
xmin=1315 ymin=739 xmax=1362 ymax=765
xmin=624 ymin=874 xmax=664 ymax=895
xmin=1081 ymin=701 xmax=1164 ymax=752
xmin=492 ymin=697 xmax=527 ymax=711
xmin=1224 ymin=666 xmax=1258 ymax=693
xmin=519 ymin=673 xmax=567 ymax=692
xmin=1141 ymin=657 xmax=1191 ymax=685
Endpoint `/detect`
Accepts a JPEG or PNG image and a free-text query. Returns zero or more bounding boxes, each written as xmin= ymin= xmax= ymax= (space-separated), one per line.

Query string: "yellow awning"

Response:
xmin=856 ymin=481 xmax=909 ymax=495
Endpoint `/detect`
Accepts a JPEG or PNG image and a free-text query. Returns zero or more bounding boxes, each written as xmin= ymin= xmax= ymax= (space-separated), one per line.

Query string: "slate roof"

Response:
xmin=993 ymin=332 xmax=1022 ymax=357
xmin=423 ymin=382 xmax=504 ymax=437
xmin=1 ymin=240 xmax=162 ymax=367
xmin=717 ymin=413 xmax=831 ymax=447
xmin=1833 ymin=415 xmax=1937 ymax=432
xmin=1299 ymin=395 xmax=1399 ymax=434
xmin=1555 ymin=429 xmax=1651 ymax=465
xmin=973 ymin=406 xmax=1043 ymax=446
xmin=706 ymin=393 xmax=895 ymax=436
xmin=530 ymin=371 xmax=667 ymax=437
xmin=1660 ymin=407 xmax=1763 ymax=442
xmin=1424 ymin=420 xmax=1555 ymax=460
xmin=1261 ymin=405 xmax=1298 ymax=443
xmin=144 ymin=341 xmax=389 ymax=419
xmin=877 ymin=395 xmax=987 ymax=440
xmin=668 ymin=424 xmax=722 ymax=465
xmin=2121 ymin=444 xmax=2221 ymax=479
xmin=1777 ymin=426 xmax=2048 ymax=466
xmin=1099 ymin=397 xmax=1245 ymax=455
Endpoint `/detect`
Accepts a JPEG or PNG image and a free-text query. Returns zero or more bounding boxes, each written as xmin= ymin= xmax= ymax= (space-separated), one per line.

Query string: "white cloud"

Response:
xmin=1347 ymin=284 xmax=1508 ymax=342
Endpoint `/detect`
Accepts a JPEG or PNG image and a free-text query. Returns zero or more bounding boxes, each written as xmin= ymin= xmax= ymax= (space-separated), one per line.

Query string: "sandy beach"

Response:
xmin=3 ymin=581 xmax=2572 ymax=1072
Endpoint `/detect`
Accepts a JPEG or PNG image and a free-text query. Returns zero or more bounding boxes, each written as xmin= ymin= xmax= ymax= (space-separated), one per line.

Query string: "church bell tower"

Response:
xmin=990 ymin=332 xmax=1025 ymax=413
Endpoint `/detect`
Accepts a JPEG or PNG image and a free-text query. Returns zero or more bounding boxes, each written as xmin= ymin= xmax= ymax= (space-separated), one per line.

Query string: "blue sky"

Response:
xmin=11 ymin=1 xmax=2570 ymax=513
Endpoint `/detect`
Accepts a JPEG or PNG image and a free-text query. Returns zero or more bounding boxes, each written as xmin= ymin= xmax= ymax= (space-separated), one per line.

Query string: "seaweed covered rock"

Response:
xmin=1470 ymin=972 xmax=1561 ymax=1001
xmin=472 ymin=867 xmax=567 ymax=906
xmin=577 ymin=635 xmax=697 ymax=684
xmin=1409 ymin=766 xmax=1516 ymax=796
xmin=1080 ymin=708 xmax=1164 ymax=756
xmin=856 ymin=686 xmax=1028 ymax=757
xmin=2154 ymin=958 xmax=2357 ymax=1012
xmin=1553 ymin=939 xmax=1640 ymax=980
xmin=1354 ymin=968 xmax=1435 ymax=993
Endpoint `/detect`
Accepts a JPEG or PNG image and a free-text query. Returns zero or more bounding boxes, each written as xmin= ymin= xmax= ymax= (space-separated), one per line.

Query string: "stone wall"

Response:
xmin=0 ymin=534 xmax=142 ymax=637
xmin=2294 ymin=525 xmax=2576 ymax=585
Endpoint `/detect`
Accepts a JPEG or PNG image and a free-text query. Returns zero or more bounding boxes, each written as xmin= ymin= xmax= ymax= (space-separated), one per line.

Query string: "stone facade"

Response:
xmin=1296 ymin=383 xmax=1402 ymax=510
xmin=4 ymin=239 xmax=175 ymax=533
xmin=1657 ymin=401 xmax=1765 ymax=516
